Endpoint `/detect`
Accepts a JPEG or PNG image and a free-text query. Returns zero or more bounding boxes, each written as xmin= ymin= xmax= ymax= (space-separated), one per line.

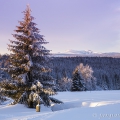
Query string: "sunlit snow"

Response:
xmin=0 ymin=90 xmax=120 ymax=120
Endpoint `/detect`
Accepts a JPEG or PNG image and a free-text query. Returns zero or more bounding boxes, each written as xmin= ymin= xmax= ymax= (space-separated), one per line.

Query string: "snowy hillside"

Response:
xmin=0 ymin=90 xmax=120 ymax=120
xmin=52 ymin=50 xmax=120 ymax=57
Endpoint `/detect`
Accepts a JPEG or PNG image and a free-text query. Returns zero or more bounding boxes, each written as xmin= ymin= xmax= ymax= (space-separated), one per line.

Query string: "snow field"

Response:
xmin=0 ymin=90 xmax=120 ymax=120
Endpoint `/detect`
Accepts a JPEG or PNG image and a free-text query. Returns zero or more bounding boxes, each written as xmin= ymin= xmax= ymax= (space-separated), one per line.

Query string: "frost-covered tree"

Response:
xmin=71 ymin=67 xmax=86 ymax=91
xmin=78 ymin=63 xmax=96 ymax=90
xmin=0 ymin=5 xmax=62 ymax=107
xmin=58 ymin=77 xmax=72 ymax=91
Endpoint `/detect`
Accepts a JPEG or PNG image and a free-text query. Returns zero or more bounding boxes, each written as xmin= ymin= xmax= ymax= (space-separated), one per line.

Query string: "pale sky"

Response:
xmin=1 ymin=0 xmax=120 ymax=54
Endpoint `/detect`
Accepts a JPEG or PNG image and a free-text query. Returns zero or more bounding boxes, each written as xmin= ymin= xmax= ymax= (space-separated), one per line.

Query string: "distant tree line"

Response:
xmin=50 ymin=57 xmax=120 ymax=90
xmin=0 ymin=54 xmax=120 ymax=91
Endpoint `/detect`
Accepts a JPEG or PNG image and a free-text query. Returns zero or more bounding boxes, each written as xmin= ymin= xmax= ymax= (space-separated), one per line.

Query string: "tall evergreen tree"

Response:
xmin=71 ymin=67 xmax=86 ymax=91
xmin=0 ymin=5 xmax=62 ymax=107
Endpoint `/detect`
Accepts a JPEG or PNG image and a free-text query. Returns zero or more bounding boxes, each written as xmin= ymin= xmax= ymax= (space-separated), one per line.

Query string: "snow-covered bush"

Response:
xmin=58 ymin=77 xmax=72 ymax=91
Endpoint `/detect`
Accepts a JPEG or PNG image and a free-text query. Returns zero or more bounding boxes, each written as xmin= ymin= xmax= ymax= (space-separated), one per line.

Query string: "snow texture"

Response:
xmin=0 ymin=90 xmax=120 ymax=120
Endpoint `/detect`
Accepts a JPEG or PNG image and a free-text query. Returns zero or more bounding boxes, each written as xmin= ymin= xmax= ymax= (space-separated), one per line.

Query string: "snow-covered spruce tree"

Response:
xmin=0 ymin=5 xmax=62 ymax=107
xmin=71 ymin=67 xmax=86 ymax=91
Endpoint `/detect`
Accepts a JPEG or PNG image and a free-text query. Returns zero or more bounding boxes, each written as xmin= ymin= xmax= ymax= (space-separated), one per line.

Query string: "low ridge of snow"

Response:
xmin=52 ymin=50 xmax=120 ymax=57
xmin=64 ymin=50 xmax=94 ymax=54
xmin=0 ymin=91 xmax=120 ymax=120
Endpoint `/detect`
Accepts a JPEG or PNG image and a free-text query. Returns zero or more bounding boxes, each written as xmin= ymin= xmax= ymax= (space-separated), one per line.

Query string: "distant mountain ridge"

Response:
xmin=52 ymin=50 xmax=120 ymax=57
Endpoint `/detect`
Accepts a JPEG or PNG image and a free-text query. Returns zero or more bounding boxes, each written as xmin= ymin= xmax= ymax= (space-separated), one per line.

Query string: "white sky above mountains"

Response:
xmin=1 ymin=0 xmax=120 ymax=54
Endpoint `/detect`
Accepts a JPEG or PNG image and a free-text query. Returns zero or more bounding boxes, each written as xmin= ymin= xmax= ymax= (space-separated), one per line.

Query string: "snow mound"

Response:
xmin=52 ymin=100 xmax=120 ymax=111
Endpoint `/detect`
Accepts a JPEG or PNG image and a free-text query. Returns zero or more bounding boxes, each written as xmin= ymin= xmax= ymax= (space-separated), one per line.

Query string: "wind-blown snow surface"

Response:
xmin=0 ymin=91 xmax=120 ymax=120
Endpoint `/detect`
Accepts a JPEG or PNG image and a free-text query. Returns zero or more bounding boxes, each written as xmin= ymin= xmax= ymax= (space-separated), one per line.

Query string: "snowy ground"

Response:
xmin=0 ymin=90 xmax=120 ymax=120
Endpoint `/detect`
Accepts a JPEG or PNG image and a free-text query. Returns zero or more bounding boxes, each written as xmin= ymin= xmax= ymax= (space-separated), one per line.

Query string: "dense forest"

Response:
xmin=0 ymin=54 xmax=120 ymax=91
xmin=51 ymin=56 xmax=120 ymax=90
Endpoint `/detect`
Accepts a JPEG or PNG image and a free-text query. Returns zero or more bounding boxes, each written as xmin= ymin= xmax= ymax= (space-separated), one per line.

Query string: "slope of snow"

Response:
xmin=0 ymin=91 xmax=120 ymax=120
